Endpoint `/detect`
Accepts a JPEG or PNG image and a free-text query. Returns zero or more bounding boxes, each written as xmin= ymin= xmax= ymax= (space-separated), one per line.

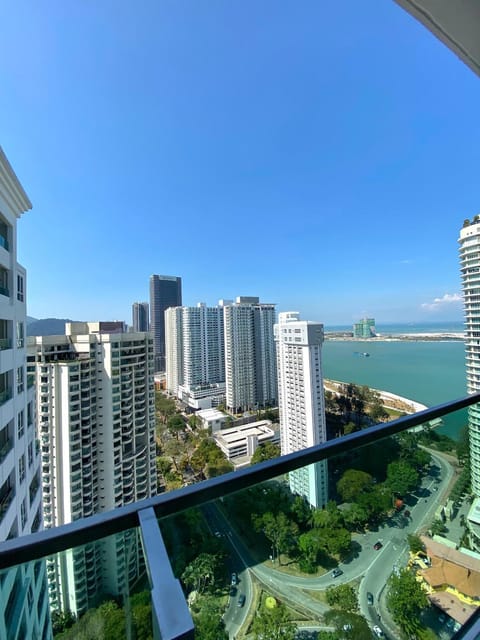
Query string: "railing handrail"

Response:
xmin=0 ymin=391 xmax=478 ymax=570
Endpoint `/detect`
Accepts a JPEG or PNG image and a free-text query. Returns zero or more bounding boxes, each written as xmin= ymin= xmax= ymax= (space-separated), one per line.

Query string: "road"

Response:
xmin=205 ymin=450 xmax=453 ymax=638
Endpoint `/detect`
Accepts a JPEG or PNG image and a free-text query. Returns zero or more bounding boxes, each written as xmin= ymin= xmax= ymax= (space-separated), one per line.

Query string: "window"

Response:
xmin=20 ymin=500 xmax=27 ymax=529
xmin=17 ymin=274 xmax=24 ymax=302
xmin=17 ymin=411 xmax=24 ymax=439
xmin=28 ymin=442 xmax=33 ymax=467
xmin=19 ymin=454 xmax=25 ymax=483
xmin=16 ymin=367 xmax=24 ymax=394
xmin=16 ymin=321 xmax=24 ymax=348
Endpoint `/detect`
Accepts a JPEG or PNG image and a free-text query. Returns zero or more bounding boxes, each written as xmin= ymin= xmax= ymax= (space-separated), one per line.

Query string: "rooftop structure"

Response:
xmin=212 ymin=420 xmax=278 ymax=463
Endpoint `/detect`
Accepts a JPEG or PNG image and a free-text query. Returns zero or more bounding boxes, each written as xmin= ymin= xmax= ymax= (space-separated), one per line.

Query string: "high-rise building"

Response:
xmin=275 ymin=312 xmax=328 ymax=508
xmin=459 ymin=217 xmax=480 ymax=549
xmin=353 ymin=317 xmax=376 ymax=338
xmin=132 ymin=301 xmax=149 ymax=332
xmin=27 ymin=321 xmax=157 ymax=615
xmin=0 ymin=148 xmax=52 ymax=639
xmin=223 ymin=297 xmax=277 ymax=413
xmin=165 ymin=303 xmax=225 ymax=409
xmin=150 ymin=275 xmax=182 ymax=372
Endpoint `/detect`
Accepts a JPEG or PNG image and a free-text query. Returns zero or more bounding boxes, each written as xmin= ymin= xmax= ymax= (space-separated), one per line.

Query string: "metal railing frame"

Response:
xmin=0 ymin=391 xmax=479 ymax=640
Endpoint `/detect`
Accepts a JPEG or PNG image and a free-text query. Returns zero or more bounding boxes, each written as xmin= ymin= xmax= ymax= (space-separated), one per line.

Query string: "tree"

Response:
xmin=155 ymin=392 xmax=176 ymax=423
xmin=369 ymin=401 xmax=389 ymax=422
xmin=188 ymin=414 xmax=200 ymax=430
xmin=337 ymin=470 xmax=373 ymax=502
xmin=167 ymin=414 xmax=185 ymax=439
xmin=131 ymin=591 xmax=153 ymax=640
xmin=251 ymin=601 xmax=296 ymax=640
xmin=51 ymin=609 xmax=76 ymax=635
xmin=311 ymin=501 xmax=344 ymax=529
xmin=386 ymin=461 xmax=419 ymax=495
xmin=252 ymin=512 xmax=299 ymax=564
xmin=431 ymin=519 xmax=447 ymax=536
xmin=298 ymin=529 xmax=325 ymax=572
xmin=407 ymin=534 xmax=425 ymax=554
xmin=192 ymin=595 xmax=228 ymax=640
xmin=325 ymin=584 xmax=358 ymax=612
xmin=181 ymin=553 xmax=220 ymax=594
xmin=342 ymin=503 xmax=369 ymax=531
xmin=156 ymin=456 xmax=172 ymax=477
xmin=386 ymin=569 xmax=429 ymax=636
xmin=250 ymin=441 xmax=281 ymax=464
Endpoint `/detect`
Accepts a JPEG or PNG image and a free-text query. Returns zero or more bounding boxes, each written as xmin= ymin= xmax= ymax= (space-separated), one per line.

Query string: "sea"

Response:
xmin=322 ymin=322 xmax=467 ymax=440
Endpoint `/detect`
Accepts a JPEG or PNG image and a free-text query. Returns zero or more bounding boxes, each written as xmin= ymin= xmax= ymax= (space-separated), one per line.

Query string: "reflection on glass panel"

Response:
xmin=160 ymin=405 xmax=478 ymax=639
xmin=0 ymin=527 xmax=153 ymax=640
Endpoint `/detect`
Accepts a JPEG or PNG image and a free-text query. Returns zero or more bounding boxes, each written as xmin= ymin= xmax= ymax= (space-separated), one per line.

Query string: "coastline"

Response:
xmin=324 ymin=378 xmax=428 ymax=414
xmin=325 ymin=332 xmax=464 ymax=343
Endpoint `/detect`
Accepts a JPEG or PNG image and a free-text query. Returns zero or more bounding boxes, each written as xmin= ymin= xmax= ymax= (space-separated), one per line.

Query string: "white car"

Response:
xmin=372 ymin=625 xmax=384 ymax=637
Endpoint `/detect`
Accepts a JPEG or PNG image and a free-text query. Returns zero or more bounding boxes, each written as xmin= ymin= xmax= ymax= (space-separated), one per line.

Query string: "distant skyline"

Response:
xmin=2 ymin=1 xmax=478 ymax=325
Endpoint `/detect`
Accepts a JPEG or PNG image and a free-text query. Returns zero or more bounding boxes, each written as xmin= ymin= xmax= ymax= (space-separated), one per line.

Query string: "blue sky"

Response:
xmin=1 ymin=1 xmax=479 ymax=325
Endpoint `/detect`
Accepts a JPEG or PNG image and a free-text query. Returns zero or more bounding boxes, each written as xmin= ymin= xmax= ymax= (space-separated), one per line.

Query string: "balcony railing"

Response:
xmin=0 ymin=338 xmax=11 ymax=350
xmin=0 ymin=388 xmax=12 ymax=406
xmin=1 ymin=393 xmax=480 ymax=640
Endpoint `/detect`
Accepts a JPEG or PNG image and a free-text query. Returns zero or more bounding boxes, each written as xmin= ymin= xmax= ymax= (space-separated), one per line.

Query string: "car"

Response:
xmin=231 ymin=572 xmax=237 ymax=585
xmin=372 ymin=625 xmax=384 ymax=637
xmin=237 ymin=593 xmax=245 ymax=607
xmin=438 ymin=613 xmax=446 ymax=624
xmin=373 ymin=541 xmax=383 ymax=550
xmin=367 ymin=592 xmax=374 ymax=605
xmin=331 ymin=568 xmax=343 ymax=578
xmin=446 ymin=618 xmax=455 ymax=630
xmin=342 ymin=624 xmax=352 ymax=631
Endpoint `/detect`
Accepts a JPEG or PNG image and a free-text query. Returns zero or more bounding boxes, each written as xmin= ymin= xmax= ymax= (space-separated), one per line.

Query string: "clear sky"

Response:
xmin=1 ymin=1 xmax=479 ymax=325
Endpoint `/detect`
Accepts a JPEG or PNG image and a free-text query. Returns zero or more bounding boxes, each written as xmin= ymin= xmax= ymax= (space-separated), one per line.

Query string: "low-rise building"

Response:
xmin=213 ymin=420 xmax=279 ymax=466
xmin=417 ymin=535 xmax=480 ymax=625
xmin=196 ymin=408 xmax=228 ymax=433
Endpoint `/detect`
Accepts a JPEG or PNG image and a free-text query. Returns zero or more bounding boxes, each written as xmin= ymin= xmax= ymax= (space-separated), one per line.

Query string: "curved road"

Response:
xmin=211 ymin=451 xmax=453 ymax=637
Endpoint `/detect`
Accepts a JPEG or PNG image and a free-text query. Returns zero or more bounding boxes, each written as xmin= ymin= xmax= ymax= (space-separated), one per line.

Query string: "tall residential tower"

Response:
xmin=459 ymin=217 xmax=480 ymax=549
xmin=28 ymin=321 xmax=157 ymax=615
xmin=150 ymin=275 xmax=182 ymax=372
xmin=275 ymin=312 xmax=328 ymax=508
xmin=132 ymin=301 xmax=149 ymax=332
xmin=0 ymin=148 xmax=51 ymax=639
xmin=223 ymin=297 xmax=277 ymax=413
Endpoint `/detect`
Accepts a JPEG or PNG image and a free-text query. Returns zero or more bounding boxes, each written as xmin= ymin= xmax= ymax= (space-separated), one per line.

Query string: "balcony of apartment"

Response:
xmin=1 ymin=394 xmax=480 ymax=639
xmin=0 ymin=266 xmax=9 ymax=298
xmin=0 ymin=480 xmax=15 ymax=525
xmin=0 ymin=371 xmax=12 ymax=407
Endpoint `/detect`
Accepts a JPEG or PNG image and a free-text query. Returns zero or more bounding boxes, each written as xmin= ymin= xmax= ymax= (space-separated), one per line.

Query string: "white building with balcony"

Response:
xmin=0 ymin=147 xmax=51 ymax=639
xmin=224 ymin=297 xmax=277 ymax=413
xmin=275 ymin=312 xmax=328 ymax=509
xmin=166 ymin=303 xmax=225 ymax=409
xmin=459 ymin=217 xmax=480 ymax=550
xmin=27 ymin=321 xmax=157 ymax=615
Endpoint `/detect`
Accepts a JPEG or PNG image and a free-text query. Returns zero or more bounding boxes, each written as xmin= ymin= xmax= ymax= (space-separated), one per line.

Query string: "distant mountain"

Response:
xmin=27 ymin=318 xmax=74 ymax=337
xmin=26 ymin=316 xmax=38 ymax=325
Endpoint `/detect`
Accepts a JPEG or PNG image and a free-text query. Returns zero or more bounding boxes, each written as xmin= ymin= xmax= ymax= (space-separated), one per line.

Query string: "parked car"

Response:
xmin=367 ymin=592 xmax=374 ymax=605
xmin=331 ymin=568 xmax=343 ymax=578
xmin=237 ymin=593 xmax=246 ymax=607
xmin=373 ymin=541 xmax=383 ymax=550
xmin=372 ymin=625 xmax=384 ymax=637
xmin=231 ymin=572 xmax=237 ymax=585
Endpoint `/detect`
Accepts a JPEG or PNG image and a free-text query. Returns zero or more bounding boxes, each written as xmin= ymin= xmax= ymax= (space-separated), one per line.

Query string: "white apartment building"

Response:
xmin=27 ymin=321 xmax=157 ymax=615
xmin=224 ymin=297 xmax=277 ymax=413
xmin=275 ymin=312 xmax=328 ymax=509
xmin=459 ymin=217 xmax=480 ymax=550
xmin=0 ymin=148 xmax=52 ymax=640
xmin=166 ymin=303 xmax=225 ymax=409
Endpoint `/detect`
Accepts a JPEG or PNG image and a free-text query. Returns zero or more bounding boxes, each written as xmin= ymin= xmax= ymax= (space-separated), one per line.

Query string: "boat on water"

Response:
xmin=353 ymin=351 xmax=370 ymax=357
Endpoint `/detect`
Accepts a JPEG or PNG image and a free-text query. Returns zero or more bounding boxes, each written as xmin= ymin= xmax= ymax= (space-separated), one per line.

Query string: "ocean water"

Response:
xmin=322 ymin=338 xmax=467 ymax=440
